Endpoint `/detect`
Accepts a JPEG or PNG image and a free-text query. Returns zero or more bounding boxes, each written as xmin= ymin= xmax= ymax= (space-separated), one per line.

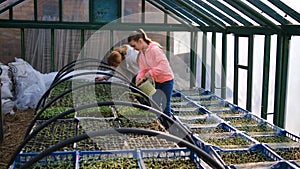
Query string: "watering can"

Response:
xmin=137 ymin=78 xmax=156 ymax=96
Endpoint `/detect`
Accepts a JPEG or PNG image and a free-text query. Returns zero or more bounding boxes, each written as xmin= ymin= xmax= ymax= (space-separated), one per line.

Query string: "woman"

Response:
xmin=128 ymin=29 xmax=174 ymax=117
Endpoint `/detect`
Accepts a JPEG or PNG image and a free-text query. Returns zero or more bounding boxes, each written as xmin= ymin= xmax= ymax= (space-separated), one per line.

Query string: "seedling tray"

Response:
xmin=253 ymin=130 xmax=300 ymax=149
xmin=237 ymin=122 xmax=282 ymax=137
xmin=171 ymin=94 xmax=189 ymax=104
xmin=200 ymin=132 xmax=256 ymax=150
xmin=79 ymin=147 xmax=207 ymax=169
xmin=117 ymin=117 xmax=166 ymax=132
xmin=24 ymin=120 xmax=77 ymax=152
xmin=172 ymin=107 xmax=208 ymax=118
xmin=140 ymin=148 xmax=205 ymax=169
xmin=194 ymin=95 xmax=225 ymax=106
xmin=273 ymin=147 xmax=300 ymax=164
xmin=123 ymin=134 xmax=178 ymax=149
xmin=222 ymin=113 xmax=263 ymax=127
xmin=176 ymin=114 xmax=222 ymax=127
xmin=179 ymin=88 xmax=207 ymax=96
xmin=204 ymin=103 xmax=233 ymax=112
xmin=190 ymin=122 xmax=236 ymax=135
xmin=75 ymin=106 xmax=116 ymax=119
xmin=36 ymin=107 xmax=74 ymax=120
xmin=76 ymin=129 xmax=177 ymax=151
xmin=171 ymin=101 xmax=197 ymax=108
xmin=208 ymin=144 xmax=282 ymax=168
xmin=79 ymin=150 xmax=140 ymax=169
xmin=215 ymin=107 xmax=248 ymax=118
xmin=12 ymin=151 xmax=77 ymax=169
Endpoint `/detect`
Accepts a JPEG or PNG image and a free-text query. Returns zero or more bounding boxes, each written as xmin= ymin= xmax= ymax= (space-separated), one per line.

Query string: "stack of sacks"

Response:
xmin=8 ymin=58 xmax=47 ymax=110
xmin=0 ymin=63 xmax=14 ymax=114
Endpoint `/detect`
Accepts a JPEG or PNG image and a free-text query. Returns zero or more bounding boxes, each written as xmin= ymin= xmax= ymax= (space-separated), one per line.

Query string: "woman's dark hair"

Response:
xmin=128 ymin=29 xmax=152 ymax=44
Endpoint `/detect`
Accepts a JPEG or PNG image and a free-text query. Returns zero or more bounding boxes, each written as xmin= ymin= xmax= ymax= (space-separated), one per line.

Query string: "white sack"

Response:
xmin=8 ymin=58 xmax=46 ymax=110
xmin=0 ymin=64 xmax=13 ymax=99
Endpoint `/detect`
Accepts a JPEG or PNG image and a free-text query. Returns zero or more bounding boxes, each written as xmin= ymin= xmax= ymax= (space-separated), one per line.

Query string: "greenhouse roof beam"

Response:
xmin=225 ymin=0 xmax=281 ymax=31
xmin=226 ymin=26 xmax=277 ymax=35
xmin=153 ymin=0 xmax=207 ymax=27
xmin=168 ymin=0 xmax=226 ymax=31
xmin=268 ymin=0 xmax=300 ymax=23
xmin=179 ymin=0 xmax=227 ymax=28
xmin=246 ymin=0 xmax=290 ymax=25
xmin=0 ymin=20 xmax=194 ymax=31
xmin=206 ymin=0 xmax=253 ymax=26
xmin=192 ymin=0 xmax=239 ymax=26
xmin=0 ymin=0 xmax=25 ymax=14
xmin=146 ymin=0 xmax=194 ymax=29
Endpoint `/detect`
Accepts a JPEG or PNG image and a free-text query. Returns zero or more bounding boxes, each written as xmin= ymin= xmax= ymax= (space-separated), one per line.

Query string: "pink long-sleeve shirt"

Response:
xmin=137 ymin=42 xmax=174 ymax=83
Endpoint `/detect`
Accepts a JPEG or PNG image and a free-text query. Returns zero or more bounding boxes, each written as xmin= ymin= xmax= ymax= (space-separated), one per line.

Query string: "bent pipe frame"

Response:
xmin=52 ymin=58 xmax=106 ymax=84
xmin=51 ymin=63 xmax=125 ymax=86
xmin=28 ymin=81 xmax=159 ymax=136
xmin=36 ymin=70 xmax=132 ymax=111
xmin=9 ymin=101 xmax=193 ymax=167
xmin=17 ymin=128 xmax=225 ymax=169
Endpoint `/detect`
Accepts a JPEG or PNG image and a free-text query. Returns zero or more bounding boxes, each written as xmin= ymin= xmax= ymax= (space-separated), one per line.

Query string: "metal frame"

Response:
xmin=1 ymin=0 xmax=300 ymax=127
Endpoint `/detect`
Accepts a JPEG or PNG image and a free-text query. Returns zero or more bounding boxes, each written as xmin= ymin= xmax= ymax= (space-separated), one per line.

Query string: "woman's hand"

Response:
xmin=95 ymin=76 xmax=105 ymax=81
xmin=136 ymin=77 xmax=146 ymax=86
xmin=144 ymin=72 xmax=151 ymax=78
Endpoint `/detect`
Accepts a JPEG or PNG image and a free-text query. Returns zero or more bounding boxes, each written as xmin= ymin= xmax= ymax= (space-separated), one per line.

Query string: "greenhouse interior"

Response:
xmin=1 ymin=0 xmax=300 ymax=168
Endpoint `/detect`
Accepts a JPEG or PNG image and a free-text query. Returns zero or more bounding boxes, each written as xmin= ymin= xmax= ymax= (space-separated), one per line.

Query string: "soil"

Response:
xmin=0 ymin=109 xmax=35 ymax=169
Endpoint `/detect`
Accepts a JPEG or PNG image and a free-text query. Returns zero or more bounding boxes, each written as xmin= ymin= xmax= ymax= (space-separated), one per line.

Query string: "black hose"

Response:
xmin=51 ymin=64 xmax=124 ymax=86
xmin=18 ymin=128 xmax=225 ymax=169
xmin=36 ymin=70 xmax=131 ymax=110
xmin=9 ymin=101 xmax=192 ymax=167
xmin=51 ymin=58 xmax=105 ymax=84
xmin=27 ymin=81 xmax=160 ymax=136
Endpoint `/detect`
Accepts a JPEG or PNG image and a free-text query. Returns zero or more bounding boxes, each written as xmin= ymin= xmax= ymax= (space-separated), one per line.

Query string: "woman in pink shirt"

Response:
xmin=128 ymin=29 xmax=174 ymax=117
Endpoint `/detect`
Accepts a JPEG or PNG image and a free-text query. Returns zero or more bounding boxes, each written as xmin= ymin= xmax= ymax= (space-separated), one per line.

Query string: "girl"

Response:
xmin=128 ymin=29 xmax=174 ymax=117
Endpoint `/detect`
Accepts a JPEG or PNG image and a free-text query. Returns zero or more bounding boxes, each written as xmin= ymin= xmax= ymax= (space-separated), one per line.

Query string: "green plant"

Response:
xmin=144 ymin=158 xmax=198 ymax=169
xmin=218 ymin=151 xmax=272 ymax=164
xmin=254 ymin=135 xmax=294 ymax=143
xmin=81 ymin=158 xmax=138 ymax=169
xmin=275 ymin=148 xmax=300 ymax=160
xmin=224 ymin=117 xmax=258 ymax=126
xmin=205 ymin=135 xmax=252 ymax=147
xmin=237 ymin=123 xmax=274 ymax=133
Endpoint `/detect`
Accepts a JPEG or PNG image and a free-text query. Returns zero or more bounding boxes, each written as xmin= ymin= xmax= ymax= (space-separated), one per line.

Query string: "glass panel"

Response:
xmin=196 ymin=32 xmax=203 ymax=88
xmin=63 ymin=1 xmax=89 ymax=22
xmin=37 ymin=0 xmax=59 ymax=21
xmin=54 ymin=29 xmax=82 ymax=71
xmin=205 ymin=32 xmax=212 ymax=90
xmin=0 ymin=10 xmax=9 ymax=19
xmin=172 ymin=31 xmax=191 ymax=90
xmin=113 ymin=30 xmax=132 ymax=46
xmin=92 ymin=0 xmax=120 ymax=23
xmin=251 ymin=35 xmax=264 ymax=116
xmin=285 ymin=36 xmax=300 ymax=136
xmin=214 ymin=33 xmax=225 ymax=97
xmin=267 ymin=35 xmax=277 ymax=115
xmin=167 ymin=15 xmax=181 ymax=24
xmin=25 ymin=28 xmax=51 ymax=73
xmin=81 ymin=30 xmax=111 ymax=61
xmin=238 ymin=37 xmax=248 ymax=66
xmin=145 ymin=1 xmax=164 ymax=23
xmin=0 ymin=28 xmax=20 ymax=64
xmin=13 ymin=0 xmax=34 ymax=20
xmin=238 ymin=69 xmax=247 ymax=110
xmin=226 ymin=34 xmax=235 ymax=102
xmin=122 ymin=0 xmax=141 ymax=23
